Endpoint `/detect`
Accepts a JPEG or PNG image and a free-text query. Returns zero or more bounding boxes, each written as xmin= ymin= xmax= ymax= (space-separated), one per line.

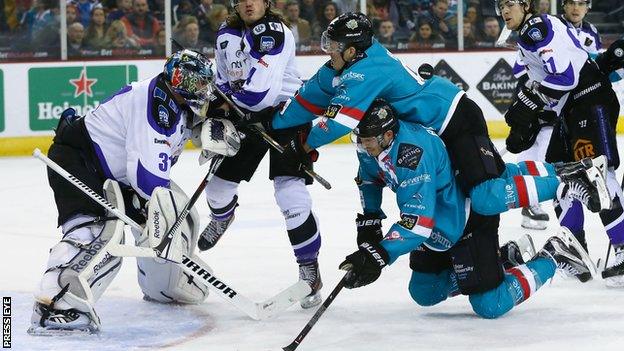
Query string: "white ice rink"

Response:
xmin=2 ymin=142 xmax=624 ymax=351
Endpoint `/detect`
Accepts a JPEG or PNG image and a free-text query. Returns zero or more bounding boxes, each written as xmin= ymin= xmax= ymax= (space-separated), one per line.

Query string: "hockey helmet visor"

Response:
xmin=496 ymin=0 xmax=532 ymax=15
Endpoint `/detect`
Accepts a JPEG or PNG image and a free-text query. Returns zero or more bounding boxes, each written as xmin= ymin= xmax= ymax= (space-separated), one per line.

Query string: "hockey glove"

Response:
xmin=339 ymin=242 xmax=389 ymax=289
xmin=281 ymin=132 xmax=319 ymax=172
xmin=595 ymin=39 xmax=624 ymax=75
xmin=355 ymin=213 xmax=383 ymax=246
xmin=504 ymin=86 xmax=544 ymax=153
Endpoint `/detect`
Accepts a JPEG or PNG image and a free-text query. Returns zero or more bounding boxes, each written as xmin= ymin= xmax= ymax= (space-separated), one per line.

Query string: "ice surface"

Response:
xmin=1 ymin=142 xmax=624 ymax=351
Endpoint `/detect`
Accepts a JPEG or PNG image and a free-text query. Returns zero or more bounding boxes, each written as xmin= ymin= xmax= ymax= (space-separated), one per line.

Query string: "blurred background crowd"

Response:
xmin=0 ymin=0 xmax=623 ymax=60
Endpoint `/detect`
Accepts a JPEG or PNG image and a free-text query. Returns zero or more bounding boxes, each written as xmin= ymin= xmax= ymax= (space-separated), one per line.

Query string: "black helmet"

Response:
xmin=354 ymin=99 xmax=399 ymax=139
xmin=321 ymin=12 xmax=373 ymax=54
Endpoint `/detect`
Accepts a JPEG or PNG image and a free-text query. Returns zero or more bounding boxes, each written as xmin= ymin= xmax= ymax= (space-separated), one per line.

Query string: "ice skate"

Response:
xmin=27 ymin=300 xmax=99 ymax=336
xmin=521 ymin=205 xmax=549 ymax=230
xmin=501 ymin=234 xmax=536 ymax=270
xmin=298 ymin=261 xmax=323 ymax=309
xmin=602 ymin=245 xmax=624 ymax=287
xmin=537 ymin=235 xmax=592 ymax=282
xmin=556 ymin=156 xmax=611 ymax=212
xmin=198 ymin=214 xmax=235 ymax=251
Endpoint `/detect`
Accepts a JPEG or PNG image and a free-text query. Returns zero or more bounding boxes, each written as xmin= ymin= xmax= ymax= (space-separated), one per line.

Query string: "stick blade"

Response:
xmin=257 ymin=281 xmax=312 ymax=320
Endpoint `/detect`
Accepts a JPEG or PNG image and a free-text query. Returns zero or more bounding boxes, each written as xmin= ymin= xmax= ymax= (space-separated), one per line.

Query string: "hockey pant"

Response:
xmin=205 ymin=175 xmax=321 ymax=264
xmin=469 ymin=161 xmax=561 ymax=216
xmin=547 ymin=89 xmax=624 ymax=247
xmin=408 ymin=257 xmax=555 ymax=319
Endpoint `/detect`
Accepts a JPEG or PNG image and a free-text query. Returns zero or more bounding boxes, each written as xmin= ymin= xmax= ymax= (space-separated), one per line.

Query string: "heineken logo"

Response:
xmin=69 ymin=69 xmax=98 ymax=98
xmin=29 ymin=65 xmax=137 ymax=131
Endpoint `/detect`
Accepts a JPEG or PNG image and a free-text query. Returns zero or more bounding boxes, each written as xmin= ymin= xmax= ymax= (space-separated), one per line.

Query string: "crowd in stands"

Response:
xmin=0 ymin=0 xmax=622 ymax=60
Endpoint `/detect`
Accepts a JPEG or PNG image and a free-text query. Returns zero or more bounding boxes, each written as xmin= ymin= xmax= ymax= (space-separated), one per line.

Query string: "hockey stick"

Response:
xmin=282 ymin=273 xmax=348 ymax=351
xmin=33 ymin=148 xmax=311 ymax=320
xmin=495 ymin=25 xmax=515 ymax=49
xmin=210 ymin=82 xmax=333 ymax=190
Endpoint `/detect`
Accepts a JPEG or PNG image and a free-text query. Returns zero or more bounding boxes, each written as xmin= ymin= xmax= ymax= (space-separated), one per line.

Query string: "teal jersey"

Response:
xmin=357 ymin=121 xmax=467 ymax=265
xmin=272 ymin=40 xmax=464 ymax=149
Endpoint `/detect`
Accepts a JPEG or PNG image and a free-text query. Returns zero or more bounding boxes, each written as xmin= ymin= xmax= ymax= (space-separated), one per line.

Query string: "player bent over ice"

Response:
xmin=340 ymin=100 xmax=603 ymax=318
xmin=28 ymin=50 xmax=229 ymax=334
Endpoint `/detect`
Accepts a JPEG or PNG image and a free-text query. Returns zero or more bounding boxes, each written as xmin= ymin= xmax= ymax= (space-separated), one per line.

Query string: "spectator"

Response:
xmin=1 ymin=0 xmax=20 ymax=32
xmin=105 ymin=19 xmax=139 ymax=48
xmin=333 ymin=0 xmax=356 ymax=14
xmin=298 ymin=0 xmax=319 ymax=28
xmin=285 ymin=1 xmax=311 ymax=46
xmin=173 ymin=0 xmax=193 ymax=24
xmin=312 ymin=1 xmax=339 ymax=38
xmin=408 ymin=19 xmax=444 ymax=49
xmin=84 ymin=6 xmax=108 ymax=49
xmin=465 ymin=5 xmax=478 ymax=26
xmin=107 ymin=0 xmax=133 ymax=22
xmin=202 ymin=4 xmax=227 ymax=45
xmin=376 ymin=19 xmax=399 ymax=49
xmin=67 ymin=21 xmax=85 ymax=56
xmin=369 ymin=0 xmax=412 ymax=35
xmin=195 ymin=0 xmax=213 ymax=32
xmin=462 ymin=19 xmax=476 ymax=48
xmin=422 ymin=0 xmax=456 ymax=42
xmin=538 ymin=0 xmax=550 ymax=14
xmin=66 ymin=3 xmax=80 ymax=25
xmin=475 ymin=16 xmax=499 ymax=47
xmin=174 ymin=15 xmax=210 ymax=53
xmin=151 ymin=27 xmax=165 ymax=56
xmin=120 ymin=0 xmax=160 ymax=47
xmin=20 ymin=0 xmax=56 ymax=41
xmin=74 ymin=0 xmax=96 ymax=27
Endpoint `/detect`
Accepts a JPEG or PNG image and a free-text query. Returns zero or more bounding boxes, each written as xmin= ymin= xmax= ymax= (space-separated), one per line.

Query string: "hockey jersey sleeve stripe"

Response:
xmin=137 ymin=160 xmax=170 ymax=197
xmin=506 ymin=265 xmax=537 ymax=301
xmin=232 ymin=89 xmax=270 ymax=108
xmin=334 ymin=111 xmax=361 ymax=129
xmin=524 ymin=160 xmax=540 ymax=176
xmin=295 ymin=94 xmax=325 ymax=115
xmin=513 ymin=62 xmax=527 ymax=78
xmin=340 ymin=106 xmax=365 ymax=120
xmin=513 ymin=175 xmax=529 ymax=208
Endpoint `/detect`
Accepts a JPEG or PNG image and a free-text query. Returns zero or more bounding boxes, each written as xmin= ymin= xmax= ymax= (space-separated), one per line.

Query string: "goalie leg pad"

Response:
xmin=138 ymin=183 xmax=209 ymax=304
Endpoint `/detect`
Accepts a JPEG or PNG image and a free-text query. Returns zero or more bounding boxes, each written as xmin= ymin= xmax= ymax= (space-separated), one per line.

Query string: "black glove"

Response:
xmin=595 ymin=39 xmax=624 ymax=75
xmin=504 ymin=87 xmax=543 ymax=153
xmin=281 ymin=132 xmax=318 ymax=172
xmin=239 ymin=105 xmax=279 ymax=131
xmin=355 ymin=213 xmax=383 ymax=246
xmin=339 ymin=242 xmax=389 ymax=289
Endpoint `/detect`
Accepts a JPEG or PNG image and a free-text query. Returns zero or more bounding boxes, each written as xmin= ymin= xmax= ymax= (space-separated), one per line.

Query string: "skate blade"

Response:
xmin=604 ymin=275 xmax=624 ymax=288
xmin=521 ymin=217 xmax=548 ymax=230
xmin=27 ymin=325 xmax=98 ymax=336
xmin=517 ymin=234 xmax=536 ymax=261
xmin=300 ymin=292 xmax=323 ymax=309
xmin=559 ymin=227 xmax=598 ymax=279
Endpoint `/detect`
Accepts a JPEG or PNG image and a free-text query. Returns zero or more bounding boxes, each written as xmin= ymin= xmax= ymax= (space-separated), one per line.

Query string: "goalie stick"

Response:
xmin=33 ymin=148 xmax=311 ymax=320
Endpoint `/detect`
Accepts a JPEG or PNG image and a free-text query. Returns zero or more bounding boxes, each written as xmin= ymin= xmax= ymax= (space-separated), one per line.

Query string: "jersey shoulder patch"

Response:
xmin=519 ymin=15 xmax=550 ymax=46
xmin=249 ymin=16 xmax=285 ymax=54
xmin=396 ymin=143 xmax=424 ymax=170
xmin=150 ymin=76 xmax=180 ymax=132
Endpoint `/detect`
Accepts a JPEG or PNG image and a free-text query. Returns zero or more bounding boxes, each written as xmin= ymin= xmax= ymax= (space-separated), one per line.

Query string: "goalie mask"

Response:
xmin=163 ymin=49 xmax=214 ymax=100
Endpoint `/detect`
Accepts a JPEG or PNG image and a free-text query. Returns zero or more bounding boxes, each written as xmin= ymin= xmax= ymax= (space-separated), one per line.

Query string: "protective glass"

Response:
xmin=320 ymin=31 xmax=345 ymax=54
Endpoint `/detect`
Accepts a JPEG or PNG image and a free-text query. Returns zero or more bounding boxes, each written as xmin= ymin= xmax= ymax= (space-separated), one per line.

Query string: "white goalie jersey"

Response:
xmin=85 ymin=75 xmax=191 ymax=199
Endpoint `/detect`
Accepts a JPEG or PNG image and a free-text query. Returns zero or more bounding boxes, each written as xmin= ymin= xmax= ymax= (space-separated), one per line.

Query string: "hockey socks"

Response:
xmin=505 ymin=258 xmax=555 ymax=305
xmin=288 ymin=212 xmax=321 ymax=264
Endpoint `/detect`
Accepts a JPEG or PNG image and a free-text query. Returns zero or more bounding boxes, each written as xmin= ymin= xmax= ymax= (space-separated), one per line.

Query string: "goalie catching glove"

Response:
xmin=191 ymin=117 xmax=241 ymax=164
xmin=504 ymin=85 xmax=545 ymax=154
xmin=339 ymin=241 xmax=389 ymax=289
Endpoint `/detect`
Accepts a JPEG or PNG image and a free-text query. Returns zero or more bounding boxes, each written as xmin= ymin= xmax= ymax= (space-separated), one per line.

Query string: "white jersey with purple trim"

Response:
xmin=558 ymin=15 xmax=601 ymax=54
xmin=85 ymin=74 xmax=190 ymax=199
xmin=214 ymin=14 xmax=302 ymax=112
xmin=514 ymin=14 xmax=589 ymax=115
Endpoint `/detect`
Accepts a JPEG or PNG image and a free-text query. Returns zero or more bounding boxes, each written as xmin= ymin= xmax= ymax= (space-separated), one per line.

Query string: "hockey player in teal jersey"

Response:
xmin=339 ymin=100 xmax=596 ymax=318
xmin=259 ymin=12 xmax=612 ymax=218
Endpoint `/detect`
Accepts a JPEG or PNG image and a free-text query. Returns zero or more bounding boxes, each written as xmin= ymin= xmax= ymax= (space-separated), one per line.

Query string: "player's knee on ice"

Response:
xmin=407 ymin=271 xmax=451 ymax=307
xmin=468 ymin=279 xmax=515 ymax=319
